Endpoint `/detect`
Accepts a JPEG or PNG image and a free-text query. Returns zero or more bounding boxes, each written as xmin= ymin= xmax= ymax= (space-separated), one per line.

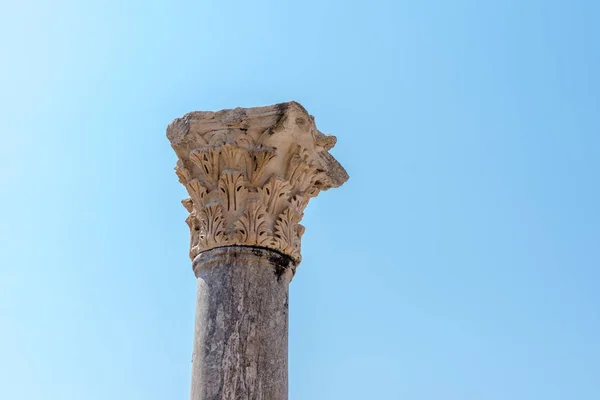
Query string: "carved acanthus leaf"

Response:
xmin=190 ymin=148 xmax=220 ymax=188
xmin=272 ymin=208 xmax=302 ymax=261
xmin=288 ymin=194 xmax=309 ymax=219
xmin=258 ymin=178 xmax=292 ymax=215
xmin=218 ymin=172 xmax=248 ymax=212
xmin=185 ymin=211 xmax=201 ymax=259
xmin=235 ymin=202 xmax=271 ymax=246
xmin=220 ymin=143 xmax=250 ymax=172
xmin=250 ymin=147 xmax=276 ymax=185
xmin=175 ymin=163 xmax=192 ymax=185
xmin=198 ymin=204 xmax=226 ymax=247
xmin=188 ymin=179 xmax=208 ymax=206
xmin=287 ymin=146 xmax=322 ymax=195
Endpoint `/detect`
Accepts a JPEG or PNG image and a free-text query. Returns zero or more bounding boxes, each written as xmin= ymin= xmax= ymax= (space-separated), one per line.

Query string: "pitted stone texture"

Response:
xmin=167 ymin=101 xmax=348 ymax=264
xmin=190 ymin=247 xmax=293 ymax=400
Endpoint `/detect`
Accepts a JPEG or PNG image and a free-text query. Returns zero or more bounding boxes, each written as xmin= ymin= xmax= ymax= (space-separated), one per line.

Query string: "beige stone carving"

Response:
xmin=167 ymin=102 xmax=348 ymax=265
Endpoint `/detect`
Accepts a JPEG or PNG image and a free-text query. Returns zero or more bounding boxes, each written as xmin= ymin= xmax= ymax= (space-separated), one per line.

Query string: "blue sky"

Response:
xmin=1 ymin=0 xmax=599 ymax=399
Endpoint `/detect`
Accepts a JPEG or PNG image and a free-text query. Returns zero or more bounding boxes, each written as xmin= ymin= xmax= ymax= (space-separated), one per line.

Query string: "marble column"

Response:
xmin=167 ymin=102 xmax=348 ymax=400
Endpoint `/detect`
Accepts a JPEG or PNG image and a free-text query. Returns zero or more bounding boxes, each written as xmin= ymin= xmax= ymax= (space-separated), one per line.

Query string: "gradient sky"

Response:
xmin=1 ymin=1 xmax=599 ymax=399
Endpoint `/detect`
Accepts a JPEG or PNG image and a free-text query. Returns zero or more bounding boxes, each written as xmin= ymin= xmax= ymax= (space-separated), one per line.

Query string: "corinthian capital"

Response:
xmin=167 ymin=101 xmax=348 ymax=265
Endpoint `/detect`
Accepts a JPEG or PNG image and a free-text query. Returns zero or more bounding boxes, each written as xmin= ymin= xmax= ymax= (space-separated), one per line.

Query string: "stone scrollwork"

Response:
xmin=168 ymin=102 xmax=348 ymax=265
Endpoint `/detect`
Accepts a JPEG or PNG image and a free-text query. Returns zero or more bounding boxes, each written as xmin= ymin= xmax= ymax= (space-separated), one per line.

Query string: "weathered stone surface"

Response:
xmin=167 ymin=101 xmax=348 ymax=265
xmin=167 ymin=102 xmax=348 ymax=400
xmin=190 ymin=247 xmax=293 ymax=400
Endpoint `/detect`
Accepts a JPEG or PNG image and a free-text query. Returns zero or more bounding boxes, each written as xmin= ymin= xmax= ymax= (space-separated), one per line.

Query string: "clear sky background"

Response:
xmin=1 ymin=1 xmax=599 ymax=399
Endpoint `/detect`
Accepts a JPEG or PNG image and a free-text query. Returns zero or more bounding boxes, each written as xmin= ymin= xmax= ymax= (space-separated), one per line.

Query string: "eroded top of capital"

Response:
xmin=167 ymin=101 xmax=348 ymax=265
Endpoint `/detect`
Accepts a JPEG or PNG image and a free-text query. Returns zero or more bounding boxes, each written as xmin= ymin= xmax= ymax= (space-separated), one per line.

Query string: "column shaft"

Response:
xmin=191 ymin=247 xmax=293 ymax=400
